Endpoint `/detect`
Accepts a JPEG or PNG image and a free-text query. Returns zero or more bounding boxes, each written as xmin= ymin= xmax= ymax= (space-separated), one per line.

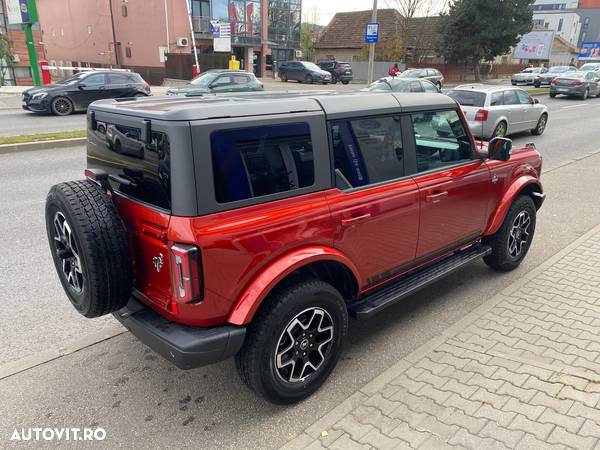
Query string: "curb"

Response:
xmin=281 ymin=221 xmax=600 ymax=448
xmin=0 ymin=137 xmax=86 ymax=155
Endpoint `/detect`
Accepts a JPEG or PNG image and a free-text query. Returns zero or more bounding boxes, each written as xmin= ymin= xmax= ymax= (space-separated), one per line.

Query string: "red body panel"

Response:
xmin=117 ymin=137 xmax=543 ymax=328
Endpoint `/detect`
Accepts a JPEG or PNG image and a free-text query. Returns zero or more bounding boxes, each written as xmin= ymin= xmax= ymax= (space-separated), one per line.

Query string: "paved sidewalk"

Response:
xmin=282 ymin=224 xmax=600 ymax=450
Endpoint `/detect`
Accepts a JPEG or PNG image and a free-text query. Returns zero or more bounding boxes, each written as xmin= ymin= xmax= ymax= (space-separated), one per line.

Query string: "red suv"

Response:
xmin=45 ymin=91 xmax=544 ymax=404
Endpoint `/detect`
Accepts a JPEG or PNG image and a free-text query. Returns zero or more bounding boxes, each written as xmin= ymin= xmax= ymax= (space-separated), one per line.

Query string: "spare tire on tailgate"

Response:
xmin=45 ymin=180 xmax=132 ymax=318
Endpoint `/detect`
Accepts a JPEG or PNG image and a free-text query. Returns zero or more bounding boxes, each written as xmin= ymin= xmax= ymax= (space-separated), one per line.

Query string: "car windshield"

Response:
xmin=58 ymin=73 xmax=88 ymax=85
xmin=302 ymin=62 xmax=321 ymax=71
xmin=400 ymin=69 xmax=423 ymax=77
xmin=560 ymin=72 xmax=585 ymax=79
xmin=366 ymin=79 xmax=393 ymax=91
xmin=446 ymin=90 xmax=487 ymax=107
xmin=190 ymin=72 xmax=220 ymax=86
xmin=580 ymin=64 xmax=600 ymax=71
xmin=548 ymin=66 xmax=569 ymax=73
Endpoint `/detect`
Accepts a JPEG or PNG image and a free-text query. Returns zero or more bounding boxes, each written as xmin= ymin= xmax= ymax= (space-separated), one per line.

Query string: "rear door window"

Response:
xmin=211 ymin=123 xmax=315 ymax=203
xmin=491 ymin=92 xmax=504 ymax=106
xmin=421 ymin=81 xmax=438 ymax=92
xmin=330 ymin=115 xmax=404 ymax=189
xmin=503 ymin=90 xmax=520 ymax=105
xmin=88 ymin=124 xmax=171 ymax=210
xmin=446 ymin=90 xmax=486 ymax=107
xmin=409 ymin=81 xmax=423 ymax=92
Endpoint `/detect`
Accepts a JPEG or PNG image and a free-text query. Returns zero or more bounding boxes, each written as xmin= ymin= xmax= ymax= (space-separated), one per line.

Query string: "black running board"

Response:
xmin=348 ymin=245 xmax=492 ymax=320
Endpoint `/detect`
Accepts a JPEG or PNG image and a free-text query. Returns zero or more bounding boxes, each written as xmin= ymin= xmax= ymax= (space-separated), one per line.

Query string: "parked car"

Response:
xmin=534 ymin=65 xmax=577 ymax=87
xmin=279 ymin=61 xmax=333 ymax=84
xmin=317 ymin=60 xmax=353 ymax=84
xmin=398 ymin=68 xmax=444 ymax=88
xmin=579 ymin=62 xmax=600 ymax=73
xmin=106 ymin=124 xmax=145 ymax=158
xmin=363 ymin=77 xmax=440 ymax=93
xmin=549 ymin=71 xmax=600 ymax=99
xmin=46 ymin=90 xmax=544 ymax=404
xmin=166 ymin=70 xmax=263 ymax=95
xmin=22 ymin=71 xmax=151 ymax=116
xmin=446 ymin=85 xmax=548 ymax=139
xmin=511 ymin=67 xmax=547 ymax=86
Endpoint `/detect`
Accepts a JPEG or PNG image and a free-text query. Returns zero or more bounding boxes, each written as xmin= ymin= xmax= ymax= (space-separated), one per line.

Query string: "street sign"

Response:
xmin=364 ymin=22 xmax=379 ymax=44
xmin=210 ymin=21 xmax=231 ymax=38
xmin=6 ymin=0 xmax=30 ymax=24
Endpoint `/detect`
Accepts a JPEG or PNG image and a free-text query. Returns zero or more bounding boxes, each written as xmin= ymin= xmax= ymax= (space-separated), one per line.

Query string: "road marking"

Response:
xmin=561 ymin=104 xmax=589 ymax=109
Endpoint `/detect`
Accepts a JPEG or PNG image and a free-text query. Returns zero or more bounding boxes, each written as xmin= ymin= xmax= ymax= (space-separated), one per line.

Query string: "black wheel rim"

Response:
xmin=54 ymin=98 xmax=72 ymax=115
xmin=53 ymin=212 xmax=83 ymax=293
xmin=274 ymin=307 xmax=334 ymax=383
xmin=508 ymin=211 xmax=531 ymax=259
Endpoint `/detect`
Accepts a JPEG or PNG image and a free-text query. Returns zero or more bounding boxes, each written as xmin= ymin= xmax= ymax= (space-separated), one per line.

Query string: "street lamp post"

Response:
xmin=367 ymin=0 xmax=377 ymax=85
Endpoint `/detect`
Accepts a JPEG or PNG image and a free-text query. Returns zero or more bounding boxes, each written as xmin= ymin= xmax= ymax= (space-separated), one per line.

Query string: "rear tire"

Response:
xmin=531 ymin=113 xmax=547 ymax=136
xmin=281 ymin=73 xmax=288 ymax=82
xmin=491 ymin=121 xmax=508 ymax=138
xmin=342 ymin=81 xmax=350 ymax=85
xmin=484 ymin=195 xmax=536 ymax=272
xmin=235 ymin=278 xmax=348 ymax=404
xmin=549 ymin=93 xmax=557 ymax=98
xmin=581 ymin=88 xmax=589 ymax=100
xmin=45 ymin=180 xmax=132 ymax=318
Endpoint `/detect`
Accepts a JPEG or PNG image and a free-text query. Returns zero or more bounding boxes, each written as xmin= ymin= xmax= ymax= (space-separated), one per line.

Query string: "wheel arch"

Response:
xmin=485 ymin=177 xmax=544 ymax=236
xmin=227 ymin=246 xmax=361 ymax=325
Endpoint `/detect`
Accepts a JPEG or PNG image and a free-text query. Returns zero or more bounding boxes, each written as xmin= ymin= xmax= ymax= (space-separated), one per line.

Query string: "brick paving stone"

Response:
xmin=281 ymin=226 xmax=600 ymax=450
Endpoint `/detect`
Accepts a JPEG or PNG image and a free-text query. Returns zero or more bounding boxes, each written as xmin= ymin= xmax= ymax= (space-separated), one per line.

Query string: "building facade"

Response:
xmin=531 ymin=0 xmax=582 ymax=46
xmin=34 ymin=0 xmax=301 ymax=83
xmin=578 ymin=0 xmax=600 ymax=47
xmin=0 ymin=0 xmax=44 ymax=85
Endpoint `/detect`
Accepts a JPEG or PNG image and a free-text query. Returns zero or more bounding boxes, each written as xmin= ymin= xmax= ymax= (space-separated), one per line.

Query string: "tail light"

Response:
xmin=575 ymin=80 xmax=584 ymax=85
xmin=551 ymin=79 xmax=558 ymax=85
xmin=475 ymin=109 xmax=489 ymax=122
xmin=170 ymin=244 xmax=203 ymax=304
xmin=335 ymin=67 xmax=345 ymax=73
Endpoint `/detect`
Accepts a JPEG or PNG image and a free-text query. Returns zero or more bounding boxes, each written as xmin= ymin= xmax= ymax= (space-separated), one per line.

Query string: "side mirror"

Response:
xmin=488 ymin=137 xmax=512 ymax=161
xmin=78 ymin=83 xmax=86 ymax=90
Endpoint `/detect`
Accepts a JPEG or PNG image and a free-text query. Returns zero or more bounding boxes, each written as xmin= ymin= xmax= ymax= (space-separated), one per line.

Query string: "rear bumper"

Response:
xmin=550 ymin=85 xmax=585 ymax=96
xmin=113 ymin=298 xmax=246 ymax=370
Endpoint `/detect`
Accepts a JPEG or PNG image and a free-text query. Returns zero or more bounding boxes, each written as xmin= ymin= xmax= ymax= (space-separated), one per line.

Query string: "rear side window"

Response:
xmin=331 ymin=115 xmax=404 ymax=189
xmin=491 ymin=92 xmax=503 ymax=106
xmin=446 ymin=90 xmax=486 ymax=107
xmin=88 ymin=124 xmax=171 ymax=210
xmin=107 ymin=73 xmax=130 ymax=84
xmin=211 ymin=124 xmax=315 ymax=203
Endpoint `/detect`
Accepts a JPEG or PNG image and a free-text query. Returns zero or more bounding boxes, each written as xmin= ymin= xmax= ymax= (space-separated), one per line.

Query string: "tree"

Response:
xmin=439 ymin=0 xmax=533 ymax=81
xmin=300 ymin=7 xmax=322 ymax=61
xmin=0 ymin=33 xmax=14 ymax=87
xmin=360 ymin=36 xmax=405 ymax=62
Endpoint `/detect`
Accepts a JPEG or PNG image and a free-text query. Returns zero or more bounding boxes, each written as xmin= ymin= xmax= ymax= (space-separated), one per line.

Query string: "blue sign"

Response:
xmin=579 ymin=42 xmax=600 ymax=61
xmin=364 ymin=22 xmax=379 ymax=44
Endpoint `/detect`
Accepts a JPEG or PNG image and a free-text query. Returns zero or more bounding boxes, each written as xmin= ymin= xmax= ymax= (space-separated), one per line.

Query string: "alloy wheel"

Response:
xmin=507 ymin=211 xmax=531 ymax=259
xmin=53 ymin=98 xmax=73 ymax=115
xmin=274 ymin=307 xmax=334 ymax=383
xmin=537 ymin=115 xmax=547 ymax=134
xmin=53 ymin=212 xmax=83 ymax=293
xmin=494 ymin=122 xmax=507 ymax=138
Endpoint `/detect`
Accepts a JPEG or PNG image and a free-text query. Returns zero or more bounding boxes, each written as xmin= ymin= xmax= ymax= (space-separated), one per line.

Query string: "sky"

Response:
xmin=302 ymin=0 xmax=449 ymax=25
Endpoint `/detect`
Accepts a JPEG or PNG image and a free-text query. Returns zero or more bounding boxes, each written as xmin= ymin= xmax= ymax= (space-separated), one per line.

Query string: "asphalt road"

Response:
xmin=1 ymin=96 xmax=600 ymax=448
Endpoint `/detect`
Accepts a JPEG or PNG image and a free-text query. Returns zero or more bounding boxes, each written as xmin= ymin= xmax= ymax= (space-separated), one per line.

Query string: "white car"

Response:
xmin=511 ymin=67 xmax=547 ymax=85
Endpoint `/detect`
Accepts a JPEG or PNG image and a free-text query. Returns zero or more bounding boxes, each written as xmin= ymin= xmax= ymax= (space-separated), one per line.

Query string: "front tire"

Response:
xmin=235 ymin=278 xmax=348 ymax=404
xmin=51 ymin=96 xmax=74 ymax=116
xmin=305 ymin=75 xmax=313 ymax=84
xmin=581 ymin=88 xmax=589 ymax=100
xmin=484 ymin=195 xmax=536 ymax=272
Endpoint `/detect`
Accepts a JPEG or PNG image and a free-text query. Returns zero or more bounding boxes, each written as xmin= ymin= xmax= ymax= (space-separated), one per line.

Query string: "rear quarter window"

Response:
xmin=446 ymin=90 xmax=487 ymax=107
xmin=211 ymin=123 xmax=315 ymax=203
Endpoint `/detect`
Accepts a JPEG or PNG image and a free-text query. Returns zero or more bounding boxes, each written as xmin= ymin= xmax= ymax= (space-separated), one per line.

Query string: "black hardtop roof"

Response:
xmin=89 ymin=90 xmax=456 ymax=122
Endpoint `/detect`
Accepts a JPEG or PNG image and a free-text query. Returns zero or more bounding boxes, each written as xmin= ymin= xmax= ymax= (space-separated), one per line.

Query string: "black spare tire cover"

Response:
xmin=45 ymin=180 xmax=132 ymax=318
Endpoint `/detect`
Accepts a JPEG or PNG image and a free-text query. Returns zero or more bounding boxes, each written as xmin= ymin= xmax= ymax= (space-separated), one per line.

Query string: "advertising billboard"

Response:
xmin=579 ymin=42 xmax=600 ymax=61
xmin=6 ymin=0 xmax=30 ymax=25
xmin=513 ymin=31 xmax=554 ymax=60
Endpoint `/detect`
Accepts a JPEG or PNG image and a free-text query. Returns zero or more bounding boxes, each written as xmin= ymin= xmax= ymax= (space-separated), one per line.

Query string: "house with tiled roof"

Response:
xmin=314 ymin=9 xmax=442 ymax=64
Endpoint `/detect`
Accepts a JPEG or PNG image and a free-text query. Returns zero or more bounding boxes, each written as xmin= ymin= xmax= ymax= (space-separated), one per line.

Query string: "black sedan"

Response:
xmin=362 ymin=77 xmax=441 ymax=93
xmin=22 ymin=71 xmax=151 ymax=116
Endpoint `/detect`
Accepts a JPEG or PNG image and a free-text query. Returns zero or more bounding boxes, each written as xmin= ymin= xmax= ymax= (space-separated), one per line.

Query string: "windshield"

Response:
xmin=446 ymin=90 xmax=486 ymax=107
xmin=190 ymin=72 xmax=219 ymax=86
xmin=548 ymin=66 xmax=569 ymax=73
xmin=58 ymin=73 xmax=87 ymax=85
xmin=302 ymin=62 xmax=322 ymax=71
xmin=580 ymin=63 xmax=600 ymax=71
xmin=400 ymin=69 xmax=423 ymax=77
xmin=560 ymin=72 xmax=584 ymax=79
xmin=366 ymin=80 xmax=393 ymax=91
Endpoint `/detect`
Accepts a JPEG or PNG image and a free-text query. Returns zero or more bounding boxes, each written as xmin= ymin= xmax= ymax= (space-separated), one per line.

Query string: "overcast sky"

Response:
xmin=302 ymin=0 xmax=448 ymax=25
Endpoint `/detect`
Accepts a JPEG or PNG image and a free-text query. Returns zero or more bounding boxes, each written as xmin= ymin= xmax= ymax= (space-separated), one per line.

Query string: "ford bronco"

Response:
xmin=45 ymin=91 xmax=544 ymax=404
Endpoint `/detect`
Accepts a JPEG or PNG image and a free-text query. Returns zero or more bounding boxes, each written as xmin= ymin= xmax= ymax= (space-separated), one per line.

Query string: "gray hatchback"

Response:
xmin=446 ymin=85 xmax=548 ymax=139
xmin=549 ymin=71 xmax=600 ymax=99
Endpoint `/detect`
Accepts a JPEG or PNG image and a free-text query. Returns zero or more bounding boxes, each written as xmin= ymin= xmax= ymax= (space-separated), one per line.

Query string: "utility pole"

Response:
xmin=108 ymin=0 xmax=120 ymax=66
xmin=367 ymin=0 xmax=377 ymax=85
xmin=24 ymin=0 xmax=41 ymax=86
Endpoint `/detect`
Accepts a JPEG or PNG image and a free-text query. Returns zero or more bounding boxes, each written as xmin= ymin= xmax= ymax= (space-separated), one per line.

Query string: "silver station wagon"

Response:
xmin=446 ymin=85 xmax=549 ymax=140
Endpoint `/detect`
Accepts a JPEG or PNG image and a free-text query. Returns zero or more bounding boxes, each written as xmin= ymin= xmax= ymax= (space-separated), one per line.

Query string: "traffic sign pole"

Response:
xmin=367 ymin=0 xmax=378 ymax=85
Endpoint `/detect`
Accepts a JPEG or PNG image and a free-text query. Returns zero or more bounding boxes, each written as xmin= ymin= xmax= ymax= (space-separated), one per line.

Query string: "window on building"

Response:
xmin=191 ymin=0 xmax=211 ymax=17
xmin=584 ymin=17 xmax=591 ymax=30
xmin=13 ymin=66 xmax=32 ymax=79
xmin=331 ymin=115 xmax=404 ymax=189
xmin=211 ymin=123 xmax=315 ymax=203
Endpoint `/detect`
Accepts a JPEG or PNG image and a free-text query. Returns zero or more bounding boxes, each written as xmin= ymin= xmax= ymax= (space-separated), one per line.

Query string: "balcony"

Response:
xmin=192 ymin=16 xmax=212 ymax=38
